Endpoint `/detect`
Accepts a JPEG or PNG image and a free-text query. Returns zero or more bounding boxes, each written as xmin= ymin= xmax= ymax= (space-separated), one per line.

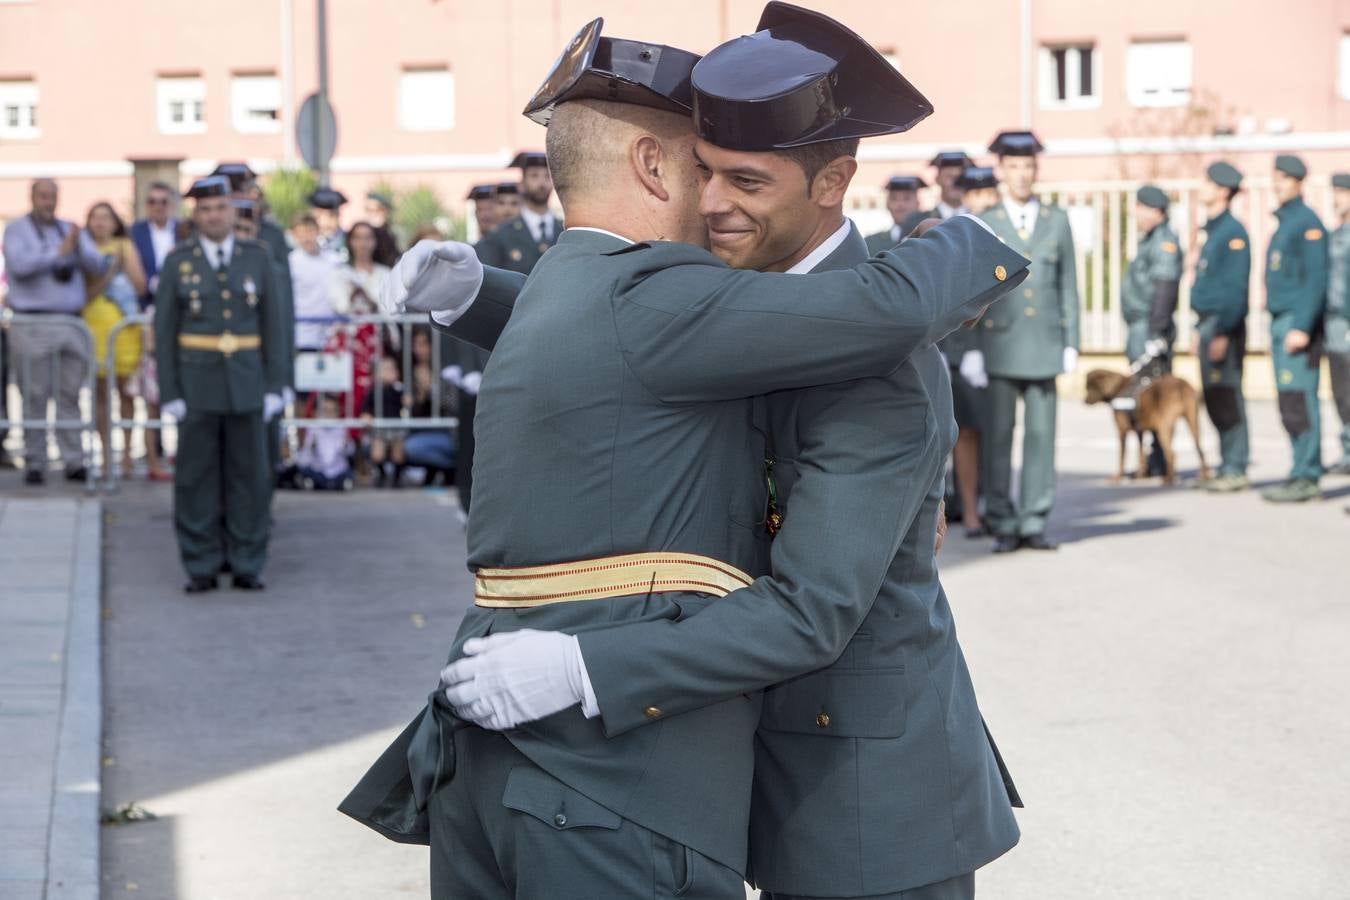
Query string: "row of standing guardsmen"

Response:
xmin=866 ymin=144 xmax=1349 ymax=547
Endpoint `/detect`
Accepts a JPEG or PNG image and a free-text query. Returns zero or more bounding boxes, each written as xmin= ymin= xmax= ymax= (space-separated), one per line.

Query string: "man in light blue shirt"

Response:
xmin=1 ymin=178 xmax=107 ymax=483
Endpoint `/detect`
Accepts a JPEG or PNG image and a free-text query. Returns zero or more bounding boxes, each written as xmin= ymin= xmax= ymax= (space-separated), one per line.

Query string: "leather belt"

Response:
xmin=474 ymin=551 xmax=754 ymax=608
xmin=177 ymin=331 xmax=261 ymax=356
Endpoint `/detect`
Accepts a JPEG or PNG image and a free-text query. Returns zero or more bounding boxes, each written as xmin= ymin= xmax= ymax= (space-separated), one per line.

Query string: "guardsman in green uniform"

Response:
xmin=1324 ymin=173 xmax=1350 ymax=475
xmin=1262 ymin=154 xmax=1328 ymax=503
xmin=900 ymin=150 xmax=974 ymax=234
xmin=473 ymin=152 xmax=561 ymax=275
xmin=945 ymin=165 xmax=1001 ymax=536
xmin=493 ymin=181 xmax=521 ymax=224
xmin=864 ymin=175 xmax=924 ymax=254
xmin=154 ymin=176 xmax=286 ymax=593
xmin=349 ymin=11 xmax=1029 ymax=897
xmin=1191 ymin=162 xmax=1252 ymax=492
xmin=308 ymin=186 xmax=348 ymax=260
xmin=1119 ymin=185 xmax=1183 ymax=476
xmin=466 ymin=184 xmax=499 ymax=238
xmin=980 ymin=130 xmax=1079 ymax=552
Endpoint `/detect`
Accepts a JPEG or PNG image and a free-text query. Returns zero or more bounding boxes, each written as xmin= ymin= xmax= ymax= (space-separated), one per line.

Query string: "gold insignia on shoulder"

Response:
xmin=509 ymin=248 xmax=523 ymax=261
xmin=1305 ymin=228 xmax=1323 ymax=241
xmin=1161 ymin=241 xmax=1178 ymax=253
xmin=1228 ymin=238 xmax=1245 ymax=250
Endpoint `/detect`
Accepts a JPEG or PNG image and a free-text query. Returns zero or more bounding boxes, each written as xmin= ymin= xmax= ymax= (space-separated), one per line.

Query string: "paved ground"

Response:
xmin=6 ymin=396 xmax=1347 ymax=899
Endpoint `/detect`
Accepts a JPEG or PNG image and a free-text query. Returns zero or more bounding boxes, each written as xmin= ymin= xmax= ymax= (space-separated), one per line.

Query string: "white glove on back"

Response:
xmin=440 ymin=365 xmax=464 ymax=388
xmin=460 ymin=371 xmax=482 ymax=396
xmin=1062 ymin=347 xmax=1079 ymax=374
xmin=440 ymin=629 xmax=598 ymax=731
xmin=263 ymin=392 xmax=284 ymax=422
xmin=959 ymin=350 xmax=988 ymax=388
xmin=161 ymin=399 xmax=187 ymax=420
xmin=381 ymin=240 xmax=484 ymax=317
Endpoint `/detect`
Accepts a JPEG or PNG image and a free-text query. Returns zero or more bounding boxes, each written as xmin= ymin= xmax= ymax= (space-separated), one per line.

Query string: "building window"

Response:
xmin=0 ymin=79 xmax=39 ymax=139
xmin=157 ymin=75 xmax=206 ymax=134
xmin=1040 ymin=44 xmax=1098 ymax=108
xmin=1340 ymin=34 xmax=1350 ymax=101
xmin=1126 ymin=39 xmax=1192 ymax=107
xmin=231 ymin=72 xmax=280 ymax=133
xmin=398 ymin=67 xmax=454 ymax=132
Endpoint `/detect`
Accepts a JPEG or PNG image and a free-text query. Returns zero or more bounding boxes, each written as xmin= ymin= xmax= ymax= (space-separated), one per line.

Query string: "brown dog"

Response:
xmin=1084 ymin=369 xmax=1210 ymax=485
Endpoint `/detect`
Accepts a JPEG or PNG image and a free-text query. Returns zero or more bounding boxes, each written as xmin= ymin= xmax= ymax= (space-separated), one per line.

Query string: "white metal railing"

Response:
xmin=848 ymin=175 xmax=1342 ymax=354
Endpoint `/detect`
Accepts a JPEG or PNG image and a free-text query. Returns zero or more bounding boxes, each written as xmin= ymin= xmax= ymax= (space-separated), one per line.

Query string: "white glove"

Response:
xmin=440 ymin=364 xmax=464 ymax=387
xmin=282 ymin=386 xmax=296 ymax=407
xmin=1062 ymin=347 xmax=1079 ymax=374
xmin=460 ymin=371 xmax=482 ymax=396
xmin=161 ymin=399 xmax=187 ymax=420
xmin=441 ymin=629 xmax=599 ymax=731
xmin=382 ymin=239 xmax=484 ymax=317
xmin=1142 ymin=337 xmax=1167 ymax=359
xmin=959 ymin=350 xmax=988 ymax=389
xmin=263 ymin=393 xmax=284 ymax=422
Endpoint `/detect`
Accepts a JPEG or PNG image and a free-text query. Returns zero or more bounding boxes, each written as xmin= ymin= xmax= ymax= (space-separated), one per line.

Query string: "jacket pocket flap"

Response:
xmin=760 ymin=667 xmax=906 ymax=739
xmin=502 ymin=765 xmax=622 ymax=831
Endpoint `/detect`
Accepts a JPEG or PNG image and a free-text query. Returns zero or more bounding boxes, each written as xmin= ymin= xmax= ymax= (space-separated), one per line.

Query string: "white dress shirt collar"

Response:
xmin=786 ymin=220 xmax=852 ymax=275
xmin=1003 ymin=196 xmax=1040 ymax=236
xmin=199 ymin=233 xmax=235 ymax=268
xmin=521 ymin=207 xmax=555 ymax=243
xmin=565 ymin=226 xmax=634 ymax=245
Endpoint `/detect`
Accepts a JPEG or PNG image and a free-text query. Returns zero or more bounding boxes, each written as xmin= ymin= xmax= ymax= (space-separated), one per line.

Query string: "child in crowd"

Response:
xmin=296 ymin=394 xmax=354 ymax=491
xmin=361 ymin=355 xmax=409 ymax=487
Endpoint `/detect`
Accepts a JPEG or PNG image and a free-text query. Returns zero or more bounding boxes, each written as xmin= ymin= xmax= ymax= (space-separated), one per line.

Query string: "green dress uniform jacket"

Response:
xmin=978 ymin=201 xmax=1079 ymax=539
xmin=472 ymin=212 xmax=561 ymax=275
xmin=153 ymin=237 xmax=286 ymax=578
xmin=1121 ymin=223 xmax=1182 ymax=362
xmin=1191 ymin=209 xmax=1252 ymax=475
xmin=1265 ymin=197 xmax=1329 ymax=481
xmin=864 ymin=225 xmax=901 ymax=256
xmin=344 ymin=219 xmax=1030 ymax=880
xmin=441 ymin=225 xmax=1023 ymax=896
xmin=1324 ymin=221 xmax=1350 ymax=462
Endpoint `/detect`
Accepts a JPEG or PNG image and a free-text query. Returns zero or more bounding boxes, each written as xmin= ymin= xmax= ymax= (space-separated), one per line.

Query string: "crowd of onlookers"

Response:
xmin=0 ymin=175 xmax=460 ymax=489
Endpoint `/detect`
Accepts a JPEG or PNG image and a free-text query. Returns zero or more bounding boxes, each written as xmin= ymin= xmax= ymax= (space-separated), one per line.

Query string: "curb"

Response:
xmin=46 ymin=499 xmax=101 ymax=900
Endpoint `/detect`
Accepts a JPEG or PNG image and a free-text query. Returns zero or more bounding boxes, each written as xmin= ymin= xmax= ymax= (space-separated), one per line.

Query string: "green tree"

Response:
xmin=263 ymin=167 xmax=318 ymax=230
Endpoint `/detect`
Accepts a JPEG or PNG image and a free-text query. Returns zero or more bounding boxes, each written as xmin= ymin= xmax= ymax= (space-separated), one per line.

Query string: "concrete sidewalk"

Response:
xmin=0 ymin=496 xmax=102 ymax=900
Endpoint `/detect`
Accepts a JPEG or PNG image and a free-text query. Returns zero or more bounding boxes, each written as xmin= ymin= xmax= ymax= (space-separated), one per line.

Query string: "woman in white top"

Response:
xmin=328 ymin=222 xmax=390 ymax=316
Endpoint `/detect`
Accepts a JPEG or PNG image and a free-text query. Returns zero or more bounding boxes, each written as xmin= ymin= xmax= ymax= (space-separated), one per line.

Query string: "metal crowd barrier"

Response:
xmin=103 ymin=311 xmax=459 ymax=492
xmin=0 ymin=310 xmax=99 ymax=492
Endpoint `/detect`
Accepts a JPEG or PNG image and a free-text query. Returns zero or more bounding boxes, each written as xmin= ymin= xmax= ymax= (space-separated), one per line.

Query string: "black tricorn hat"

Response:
xmin=494 ymin=182 xmax=521 ymax=195
xmin=211 ymin=162 xmax=257 ymax=191
xmin=509 ymin=151 xmax=549 ymax=170
xmin=884 ymin=175 xmax=925 ymax=192
xmin=956 ymin=166 xmax=998 ymax=191
xmin=988 ymin=130 xmax=1044 ymax=157
xmin=466 ymin=184 xmax=498 ymax=201
xmin=691 ymin=1 xmax=933 ymax=151
xmin=186 ymin=175 xmax=232 ymax=200
xmin=523 ymin=18 xmax=702 ymax=126
xmin=230 ymin=198 xmax=258 ymax=219
xmin=307 ymin=187 xmax=348 ymax=210
xmin=931 ymin=150 xmax=974 ymax=169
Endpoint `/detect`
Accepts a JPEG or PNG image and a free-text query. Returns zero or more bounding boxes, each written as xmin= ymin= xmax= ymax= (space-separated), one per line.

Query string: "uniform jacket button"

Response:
xmin=816 ymin=712 xmax=830 ymax=729
xmin=644 ymin=706 xmax=662 ymax=719
xmin=553 ymin=813 xmax=567 ymax=828
xmin=994 ymin=265 xmax=1007 ymax=281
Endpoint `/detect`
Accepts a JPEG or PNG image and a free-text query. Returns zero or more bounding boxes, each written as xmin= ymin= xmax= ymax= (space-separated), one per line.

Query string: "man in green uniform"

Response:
xmin=473 ymin=152 xmax=561 ymax=274
xmin=465 ymin=184 xmax=498 ymax=238
xmin=1191 ymin=162 xmax=1252 ymax=492
xmin=864 ymin=174 xmax=924 ymax=254
xmin=1262 ymin=154 xmax=1328 ymax=503
xmin=308 ymin=186 xmax=348 ymax=260
xmin=1118 ymin=185 xmax=1183 ymax=477
xmin=350 ymin=10 xmax=1028 ymax=898
xmin=900 ymin=150 xmax=974 ymax=234
xmin=979 ymin=130 xmax=1079 ymax=551
xmin=154 ymin=176 xmax=287 ymax=593
xmin=1324 ymin=173 xmax=1350 ymax=476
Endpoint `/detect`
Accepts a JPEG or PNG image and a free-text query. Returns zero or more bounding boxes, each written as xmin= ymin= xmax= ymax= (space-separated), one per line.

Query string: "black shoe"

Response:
xmin=24 ymin=468 xmax=45 ymax=485
xmin=964 ymin=524 xmax=990 ymax=539
xmin=185 ymin=575 xmax=217 ymax=594
xmin=992 ymin=535 xmax=1021 ymax=554
xmin=231 ymin=574 xmax=266 ymax=591
xmin=1021 ymin=534 xmax=1059 ymax=551
xmin=64 ymin=466 xmax=88 ymax=483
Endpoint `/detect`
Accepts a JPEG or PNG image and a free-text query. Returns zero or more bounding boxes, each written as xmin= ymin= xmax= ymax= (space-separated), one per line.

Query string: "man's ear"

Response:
xmin=631 ymin=134 xmax=671 ymax=203
xmin=810 ymin=155 xmax=858 ymax=207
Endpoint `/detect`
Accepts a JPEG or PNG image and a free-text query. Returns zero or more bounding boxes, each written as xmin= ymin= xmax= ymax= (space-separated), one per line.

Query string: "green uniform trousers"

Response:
xmin=174 ymin=410 xmax=270 ymax=578
xmin=763 ymin=872 xmax=974 ymax=900
xmin=1328 ymin=350 xmax=1350 ymax=461
xmin=429 ymin=727 xmax=744 ymax=900
xmin=985 ymin=375 xmax=1057 ymax=538
xmin=1198 ymin=333 xmax=1249 ymax=476
xmin=1124 ymin=319 xmax=1149 ymax=364
xmin=1270 ymin=316 xmax=1322 ymax=482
